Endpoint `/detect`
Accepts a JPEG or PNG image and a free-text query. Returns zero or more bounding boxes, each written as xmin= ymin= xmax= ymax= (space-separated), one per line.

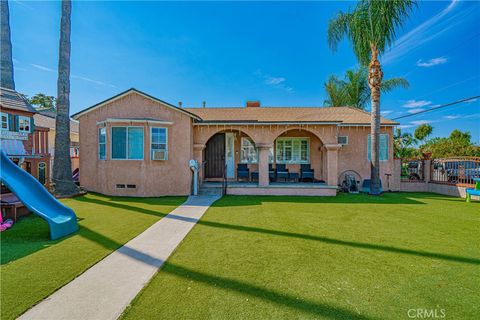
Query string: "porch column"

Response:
xmin=324 ymin=144 xmax=342 ymax=186
xmin=193 ymin=144 xmax=206 ymax=183
xmin=257 ymin=144 xmax=272 ymax=187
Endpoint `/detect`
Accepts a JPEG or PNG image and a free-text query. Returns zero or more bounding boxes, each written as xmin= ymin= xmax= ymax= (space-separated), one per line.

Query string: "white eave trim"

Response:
xmin=72 ymin=89 xmax=201 ymax=121
xmin=97 ymin=118 xmax=174 ymax=126
xmin=194 ymin=121 xmax=342 ymax=126
xmin=339 ymin=123 xmax=397 ymax=127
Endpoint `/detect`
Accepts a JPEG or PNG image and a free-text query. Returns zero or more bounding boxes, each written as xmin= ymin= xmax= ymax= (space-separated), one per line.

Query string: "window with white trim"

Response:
xmin=18 ymin=116 xmax=31 ymax=133
xmin=240 ymin=137 xmax=257 ymax=163
xmin=111 ymin=126 xmax=144 ymax=160
xmin=367 ymin=134 xmax=389 ymax=161
xmin=276 ymin=137 xmax=309 ymax=164
xmin=98 ymin=128 xmax=106 ymax=159
xmin=150 ymin=127 xmax=168 ymax=160
xmin=1 ymin=112 xmax=9 ymax=130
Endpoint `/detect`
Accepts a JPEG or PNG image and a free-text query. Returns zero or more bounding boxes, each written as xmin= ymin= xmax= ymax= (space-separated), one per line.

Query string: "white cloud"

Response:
xmin=31 ymin=63 xmax=56 ymax=73
xmin=264 ymin=76 xmax=285 ymax=85
xmin=466 ymin=98 xmax=478 ymax=103
xmin=31 ymin=63 xmax=117 ymax=88
xmin=416 ymin=57 xmax=448 ymax=67
xmin=381 ymin=110 xmax=394 ymax=115
xmin=410 ymin=120 xmax=433 ymax=126
xmin=443 ymin=115 xmax=460 ymax=119
xmin=407 ymin=108 xmax=425 ymax=114
xmin=382 ymin=0 xmax=467 ymax=65
xmin=398 ymin=125 xmax=414 ymax=129
xmin=402 ymin=100 xmax=432 ymax=108
xmin=255 ymin=70 xmax=293 ymax=93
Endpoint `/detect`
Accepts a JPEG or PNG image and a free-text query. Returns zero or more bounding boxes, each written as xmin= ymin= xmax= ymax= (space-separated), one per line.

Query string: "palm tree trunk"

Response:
xmin=368 ymin=45 xmax=383 ymax=195
xmin=52 ymin=0 xmax=78 ymax=196
xmin=1 ymin=0 xmax=15 ymax=89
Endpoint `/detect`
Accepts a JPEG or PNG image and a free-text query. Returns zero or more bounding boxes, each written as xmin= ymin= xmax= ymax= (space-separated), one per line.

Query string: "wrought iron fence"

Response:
xmin=430 ymin=157 xmax=480 ymax=187
xmin=401 ymin=159 xmax=425 ymax=182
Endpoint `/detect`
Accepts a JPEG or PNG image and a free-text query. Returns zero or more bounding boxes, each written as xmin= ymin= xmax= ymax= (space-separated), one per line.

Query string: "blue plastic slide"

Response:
xmin=0 ymin=150 xmax=78 ymax=239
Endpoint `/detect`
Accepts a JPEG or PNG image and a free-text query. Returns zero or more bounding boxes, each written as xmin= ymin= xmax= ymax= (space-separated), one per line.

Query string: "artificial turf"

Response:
xmin=0 ymin=193 xmax=186 ymax=320
xmin=121 ymin=193 xmax=479 ymax=320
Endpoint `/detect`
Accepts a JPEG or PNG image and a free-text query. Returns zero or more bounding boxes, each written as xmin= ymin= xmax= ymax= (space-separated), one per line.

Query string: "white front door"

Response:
xmin=225 ymin=132 xmax=235 ymax=178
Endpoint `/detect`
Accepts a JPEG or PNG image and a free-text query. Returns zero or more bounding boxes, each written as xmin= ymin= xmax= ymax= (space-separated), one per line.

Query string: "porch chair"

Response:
xmin=276 ymin=164 xmax=289 ymax=182
xmin=269 ymin=163 xmax=276 ymax=181
xmin=300 ymin=164 xmax=314 ymax=182
xmin=237 ymin=163 xmax=250 ymax=181
xmin=251 ymin=164 xmax=276 ymax=182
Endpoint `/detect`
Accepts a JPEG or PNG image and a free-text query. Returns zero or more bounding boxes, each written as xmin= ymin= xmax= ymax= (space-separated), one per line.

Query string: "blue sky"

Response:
xmin=9 ymin=0 xmax=480 ymax=143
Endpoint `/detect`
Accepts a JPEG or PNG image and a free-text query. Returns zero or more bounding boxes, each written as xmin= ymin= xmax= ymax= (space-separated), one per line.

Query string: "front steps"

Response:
xmin=199 ymin=183 xmax=223 ymax=196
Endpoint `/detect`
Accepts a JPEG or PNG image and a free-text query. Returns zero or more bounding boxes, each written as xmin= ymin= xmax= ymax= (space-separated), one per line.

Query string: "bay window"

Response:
xmin=111 ymin=126 xmax=144 ymax=160
xmin=276 ymin=137 xmax=309 ymax=164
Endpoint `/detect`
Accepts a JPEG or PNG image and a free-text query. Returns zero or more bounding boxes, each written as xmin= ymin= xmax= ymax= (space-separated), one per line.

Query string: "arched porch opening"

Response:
xmin=270 ymin=128 xmax=326 ymax=182
xmin=203 ymin=129 xmax=257 ymax=181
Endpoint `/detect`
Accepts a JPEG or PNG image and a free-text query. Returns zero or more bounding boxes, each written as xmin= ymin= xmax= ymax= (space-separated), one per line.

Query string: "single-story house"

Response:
xmin=72 ymin=88 xmax=397 ymax=197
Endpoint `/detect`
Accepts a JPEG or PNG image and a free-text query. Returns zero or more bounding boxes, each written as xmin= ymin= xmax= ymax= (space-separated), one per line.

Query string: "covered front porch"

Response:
xmin=193 ymin=125 xmax=342 ymax=195
xmin=200 ymin=181 xmax=337 ymax=196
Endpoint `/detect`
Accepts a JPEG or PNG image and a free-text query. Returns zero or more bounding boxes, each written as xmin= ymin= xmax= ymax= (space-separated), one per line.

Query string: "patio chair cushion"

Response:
xmin=300 ymin=164 xmax=314 ymax=181
xmin=237 ymin=163 xmax=249 ymax=179
xmin=361 ymin=179 xmax=382 ymax=193
xmin=276 ymin=164 xmax=289 ymax=180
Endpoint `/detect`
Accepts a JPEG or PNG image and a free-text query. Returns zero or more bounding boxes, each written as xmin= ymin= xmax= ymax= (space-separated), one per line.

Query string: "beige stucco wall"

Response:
xmin=193 ymin=124 xmax=394 ymax=187
xmin=78 ymin=92 xmax=194 ymax=196
xmin=337 ymin=126 xmax=395 ymax=189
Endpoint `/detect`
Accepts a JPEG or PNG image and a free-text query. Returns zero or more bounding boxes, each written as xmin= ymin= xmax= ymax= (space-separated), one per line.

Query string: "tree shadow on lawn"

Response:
xmin=0 ymin=193 xmax=180 ymax=265
xmin=213 ymin=192 xmax=454 ymax=207
xmin=3 ymin=193 xmax=476 ymax=266
xmin=79 ymin=226 xmax=374 ymax=320
xmin=74 ymin=196 xmax=480 ymax=266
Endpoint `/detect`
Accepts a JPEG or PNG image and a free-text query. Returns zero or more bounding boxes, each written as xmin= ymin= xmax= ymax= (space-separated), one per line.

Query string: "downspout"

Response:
xmin=189 ymin=159 xmax=199 ymax=196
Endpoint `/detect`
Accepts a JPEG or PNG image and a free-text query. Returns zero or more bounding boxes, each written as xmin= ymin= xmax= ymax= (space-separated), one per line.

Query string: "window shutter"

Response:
xmin=8 ymin=114 xmax=14 ymax=130
xmin=30 ymin=117 xmax=35 ymax=133
xmin=380 ymin=134 xmax=388 ymax=160
xmin=13 ymin=115 xmax=19 ymax=132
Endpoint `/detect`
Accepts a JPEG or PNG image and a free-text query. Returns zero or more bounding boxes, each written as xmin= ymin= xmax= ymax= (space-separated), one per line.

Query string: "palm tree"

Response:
xmin=328 ymin=0 xmax=416 ymax=195
xmin=1 ymin=0 xmax=15 ymax=89
xmin=393 ymin=128 xmax=418 ymax=159
xmin=324 ymin=67 xmax=409 ymax=109
xmin=324 ymin=75 xmax=346 ymax=107
xmin=52 ymin=0 xmax=78 ymax=196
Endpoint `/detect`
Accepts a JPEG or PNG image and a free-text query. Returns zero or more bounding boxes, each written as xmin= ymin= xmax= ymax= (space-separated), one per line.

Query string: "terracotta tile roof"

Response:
xmin=0 ymin=87 xmax=36 ymax=113
xmin=185 ymin=106 xmax=397 ymax=125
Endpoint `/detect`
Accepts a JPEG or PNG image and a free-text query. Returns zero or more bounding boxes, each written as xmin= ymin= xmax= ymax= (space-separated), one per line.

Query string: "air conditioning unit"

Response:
xmin=337 ymin=136 xmax=348 ymax=145
xmin=152 ymin=150 xmax=167 ymax=160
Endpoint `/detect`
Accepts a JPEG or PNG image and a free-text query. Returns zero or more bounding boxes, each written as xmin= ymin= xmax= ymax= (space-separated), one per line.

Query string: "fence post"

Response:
xmin=392 ymin=158 xmax=401 ymax=191
xmin=424 ymin=159 xmax=432 ymax=183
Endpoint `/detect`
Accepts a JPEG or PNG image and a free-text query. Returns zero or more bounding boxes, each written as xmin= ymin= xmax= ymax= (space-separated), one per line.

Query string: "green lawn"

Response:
xmin=0 ymin=193 xmax=186 ymax=320
xmin=122 ymin=193 xmax=479 ymax=320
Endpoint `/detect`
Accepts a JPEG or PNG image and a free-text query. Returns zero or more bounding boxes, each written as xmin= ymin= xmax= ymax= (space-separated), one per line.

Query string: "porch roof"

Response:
xmin=185 ymin=106 xmax=398 ymax=125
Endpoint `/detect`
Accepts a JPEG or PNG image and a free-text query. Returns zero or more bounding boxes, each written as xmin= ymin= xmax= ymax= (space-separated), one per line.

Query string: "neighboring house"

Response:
xmin=0 ymin=87 xmax=50 ymax=186
xmin=34 ymin=108 xmax=80 ymax=175
xmin=72 ymin=88 xmax=397 ymax=197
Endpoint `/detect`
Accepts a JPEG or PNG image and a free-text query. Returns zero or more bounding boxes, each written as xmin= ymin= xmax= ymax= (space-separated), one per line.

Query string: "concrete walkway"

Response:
xmin=20 ymin=195 xmax=221 ymax=320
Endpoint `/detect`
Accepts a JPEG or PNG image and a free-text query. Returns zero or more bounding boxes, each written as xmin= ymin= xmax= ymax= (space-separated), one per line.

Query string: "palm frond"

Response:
xmin=327 ymin=12 xmax=352 ymax=51
xmin=381 ymin=77 xmax=409 ymax=93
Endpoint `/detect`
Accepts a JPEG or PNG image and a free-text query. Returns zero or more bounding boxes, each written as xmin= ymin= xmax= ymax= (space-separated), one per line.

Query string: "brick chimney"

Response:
xmin=246 ymin=101 xmax=260 ymax=108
